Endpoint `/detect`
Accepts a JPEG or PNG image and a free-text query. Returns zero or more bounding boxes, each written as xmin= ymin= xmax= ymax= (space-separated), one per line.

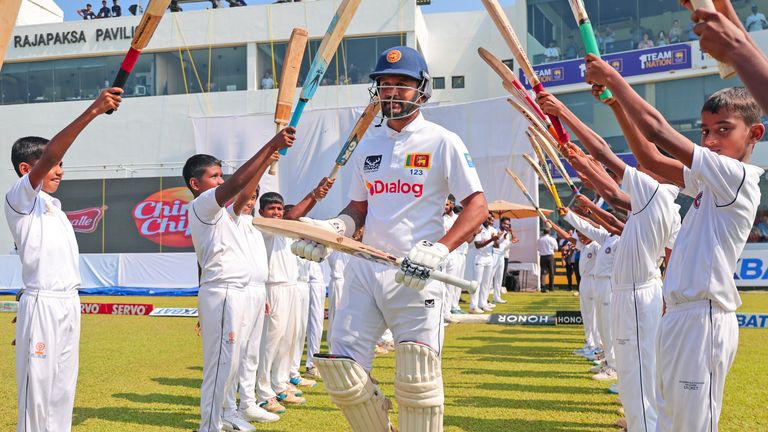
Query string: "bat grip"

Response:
xmin=430 ymin=269 xmax=479 ymax=294
xmin=281 ymin=100 xmax=308 ymax=155
xmin=329 ymin=164 xmax=341 ymax=180
xmin=269 ymin=123 xmax=284 ymax=175
xmin=106 ymin=48 xmax=140 ymax=115
xmin=578 ymin=23 xmax=614 ymax=101
xmin=531 ymin=83 xmax=570 ymax=143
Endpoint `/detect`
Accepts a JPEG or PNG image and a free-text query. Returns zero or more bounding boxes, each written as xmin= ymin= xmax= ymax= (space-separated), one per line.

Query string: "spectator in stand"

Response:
xmin=96 ymin=0 xmax=111 ymax=18
xmin=77 ymin=4 xmax=96 ymax=20
xmin=638 ymin=32 xmax=655 ymax=49
xmin=745 ymin=4 xmax=768 ymax=32
xmin=657 ymin=30 xmax=669 ymax=47
xmin=544 ymin=40 xmax=561 ymax=62
xmin=564 ymin=35 xmax=579 ymax=60
xmin=261 ymin=71 xmax=274 ymax=89
xmin=669 ymin=19 xmax=682 ymax=43
xmin=210 ymin=0 xmax=224 ymax=8
xmin=170 ymin=0 xmax=183 ymax=12
xmin=111 ymin=0 xmax=121 ymax=17
xmin=756 ymin=214 xmax=768 ymax=241
xmin=687 ymin=21 xmax=698 ymax=41
xmin=602 ymin=27 xmax=615 ymax=53
xmin=228 ymin=0 xmax=247 ymax=6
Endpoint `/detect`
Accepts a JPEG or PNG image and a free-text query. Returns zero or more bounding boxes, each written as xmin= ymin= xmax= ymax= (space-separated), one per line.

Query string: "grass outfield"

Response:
xmin=0 ymin=291 xmax=766 ymax=431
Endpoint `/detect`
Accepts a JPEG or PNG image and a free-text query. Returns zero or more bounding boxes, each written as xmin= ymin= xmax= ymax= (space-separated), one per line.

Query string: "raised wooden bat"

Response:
xmin=279 ymin=0 xmax=362 ymax=158
xmin=505 ymin=167 xmax=549 ymax=221
xmin=107 ymin=0 xmax=171 ymax=114
xmin=269 ymin=27 xmax=308 ymax=175
xmin=252 ymin=218 xmax=478 ymax=293
xmin=527 ymin=130 xmax=563 ymax=210
xmin=0 ymin=0 xmax=22 ymax=72
xmin=567 ymin=0 xmax=613 ymax=101
xmin=329 ymin=98 xmax=381 ymax=179
xmin=687 ymin=0 xmax=736 ymax=79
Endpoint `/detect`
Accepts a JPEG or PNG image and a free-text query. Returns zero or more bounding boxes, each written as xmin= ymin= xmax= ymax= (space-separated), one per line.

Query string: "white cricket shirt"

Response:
xmin=665 ymin=146 xmax=763 ymax=311
xmin=348 ymin=113 xmax=484 ymax=257
xmin=262 ymin=228 xmax=298 ymax=285
xmin=4 ymin=174 xmax=80 ymax=292
xmin=444 ymin=212 xmax=468 ymax=254
xmin=564 ymin=210 xmax=616 ymax=278
xmin=188 ymin=188 xmax=252 ymax=287
xmin=227 ymin=209 xmax=269 ymax=285
xmin=612 ymin=167 xmax=680 ymax=286
xmin=537 ymin=234 xmax=558 ymax=256
xmin=493 ymin=230 xmax=513 ymax=257
xmin=473 ymin=225 xmax=495 ymax=265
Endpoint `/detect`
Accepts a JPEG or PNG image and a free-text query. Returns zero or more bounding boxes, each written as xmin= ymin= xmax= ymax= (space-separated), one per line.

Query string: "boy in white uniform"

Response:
xmin=471 ymin=214 xmax=498 ymax=313
xmin=587 ymin=58 xmax=764 ymax=431
xmin=224 ymin=186 xmax=279 ymax=429
xmin=325 ymin=250 xmax=349 ymax=344
xmin=6 ymin=90 xmax=121 ymax=432
xmin=184 ymin=128 xmax=294 ymax=432
xmin=291 ymin=46 xmax=488 ymax=431
xmin=303 ymin=260 xmax=327 ymax=379
xmin=539 ymin=89 xmax=681 ymax=431
xmin=289 ymin=256 xmax=317 ymax=387
xmin=443 ymin=195 xmax=469 ymax=314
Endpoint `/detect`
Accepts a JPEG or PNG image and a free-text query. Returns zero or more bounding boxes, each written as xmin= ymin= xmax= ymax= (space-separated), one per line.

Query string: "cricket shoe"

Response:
xmin=374 ymin=344 xmax=389 ymax=355
xmin=616 ymin=407 xmax=624 ymax=416
xmin=450 ymin=308 xmax=465 ymax=315
xmin=290 ymin=376 xmax=317 ymax=388
xmin=259 ymin=397 xmax=286 ymax=414
xmin=607 ymin=383 xmax=620 ymax=394
xmin=493 ymin=299 xmax=508 ymax=304
xmin=572 ymin=346 xmax=592 ymax=356
xmin=277 ymin=391 xmax=306 ymax=405
xmin=482 ymin=305 xmax=494 ymax=312
xmin=286 ymin=384 xmax=303 ymax=397
xmin=469 ymin=308 xmax=485 ymax=314
xmin=239 ymin=404 xmax=280 ymax=423
xmin=305 ymin=366 xmax=321 ymax=380
xmin=222 ymin=411 xmax=256 ymax=432
xmin=615 ymin=417 xmax=628 ymax=430
xmin=589 ymin=361 xmax=606 ymax=374
xmin=592 ymin=366 xmax=618 ymax=381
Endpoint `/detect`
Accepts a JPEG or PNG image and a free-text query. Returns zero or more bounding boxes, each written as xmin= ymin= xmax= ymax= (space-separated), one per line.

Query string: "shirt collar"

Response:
xmin=385 ymin=112 xmax=426 ymax=138
xmin=40 ymin=191 xmax=62 ymax=209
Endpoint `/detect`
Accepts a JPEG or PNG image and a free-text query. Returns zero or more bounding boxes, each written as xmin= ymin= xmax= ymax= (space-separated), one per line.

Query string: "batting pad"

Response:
xmin=394 ymin=342 xmax=444 ymax=432
xmin=313 ymin=354 xmax=393 ymax=432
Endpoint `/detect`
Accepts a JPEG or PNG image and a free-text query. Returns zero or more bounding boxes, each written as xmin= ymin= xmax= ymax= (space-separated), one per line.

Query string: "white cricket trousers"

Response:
xmin=655 ymin=300 xmax=738 ymax=432
xmin=304 ymin=281 xmax=326 ymax=370
xmin=329 ymin=259 xmax=444 ymax=371
xmin=579 ymin=275 xmax=599 ymax=348
xmin=612 ymin=279 xmax=662 ymax=432
xmin=491 ymin=253 xmax=505 ymax=302
xmin=326 ymin=276 xmax=344 ymax=344
xmin=257 ymin=282 xmax=296 ymax=402
xmin=593 ymin=276 xmax=615 ymax=367
xmin=225 ymin=284 xmax=267 ymax=412
xmin=452 ymin=253 xmax=467 ymax=310
xmin=290 ymin=281 xmax=311 ymax=379
xmin=16 ymin=289 xmax=80 ymax=432
xmin=198 ymin=284 xmax=246 ymax=432
xmin=471 ymin=261 xmax=493 ymax=310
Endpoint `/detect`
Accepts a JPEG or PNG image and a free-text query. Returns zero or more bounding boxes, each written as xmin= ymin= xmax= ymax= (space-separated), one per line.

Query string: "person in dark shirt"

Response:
xmin=96 ymin=0 xmax=111 ymax=18
xmin=111 ymin=0 xmax=122 ymax=17
xmin=77 ymin=4 xmax=96 ymax=20
xmin=170 ymin=0 xmax=183 ymax=12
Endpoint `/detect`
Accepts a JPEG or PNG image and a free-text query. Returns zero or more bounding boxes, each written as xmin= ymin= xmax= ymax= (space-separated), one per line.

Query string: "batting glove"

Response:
xmin=290 ymin=217 xmax=347 ymax=262
xmin=395 ymin=240 xmax=449 ymax=290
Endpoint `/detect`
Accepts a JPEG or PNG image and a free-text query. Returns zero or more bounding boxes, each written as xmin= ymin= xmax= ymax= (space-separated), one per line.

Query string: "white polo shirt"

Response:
xmin=577 ymin=240 xmax=601 ymax=277
xmin=188 ymin=188 xmax=252 ymax=288
xmin=564 ymin=211 xmax=616 ymax=278
xmin=493 ymin=230 xmax=513 ymax=257
xmin=612 ymin=167 xmax=680 ymax=286
xmin=4 ymin=174 xmax=80 ymax=292
xmin=227 ymin=209 xmax=269 ymax=285
xmin=348 ymin=113 xmax=484 ymax=257
xmin=444 ymin=212 xmax=468 ymax=255
xmin=537 ymin=234 xmax=558 ymax=256
xmin=262 ymin=228 xmax=298 ymax=285
xmin=665 ymin=146 xmax=763 ymax=311
xmin=473 ymin=225 xmax=495 ymax=265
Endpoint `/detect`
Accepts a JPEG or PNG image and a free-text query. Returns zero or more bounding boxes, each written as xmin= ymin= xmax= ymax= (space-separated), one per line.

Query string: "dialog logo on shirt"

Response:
xmin=404 ymin=153 xmax=431 ymax=169
xmin=365 ymin=180 xmax=424 ymax=198
xmin=66 ymin=206 xmax=107 ymax=233
xmin=32 ymin=341 xmax=46 ymax=359
xmin=133 ymin=187 xmax=194 ymax=248
xmin=364 ymin=155 xmax=382 ymax=173
xmin=694 ymin=192 xmax=703 ymax=209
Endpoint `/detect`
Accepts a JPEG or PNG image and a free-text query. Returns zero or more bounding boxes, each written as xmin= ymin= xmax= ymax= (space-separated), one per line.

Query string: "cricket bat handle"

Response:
xmin=329 ymin=164 xmax=342 ymax=180
xmin=531 ymin=83 xmax=570 ymax=143
xmin=578 ymin=22 xmax=613 ymax=101
xmin=268 ymin=123 xmax=284 ymax=175
xmin=431 ymin=268 xmax=479 ymax=294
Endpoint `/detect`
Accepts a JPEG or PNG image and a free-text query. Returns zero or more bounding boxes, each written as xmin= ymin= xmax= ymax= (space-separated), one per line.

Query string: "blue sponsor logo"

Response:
xmin=737 ymin=314 xmax=768 ymax=329
xmin=464 ymin=153 xmax=475 ymax=168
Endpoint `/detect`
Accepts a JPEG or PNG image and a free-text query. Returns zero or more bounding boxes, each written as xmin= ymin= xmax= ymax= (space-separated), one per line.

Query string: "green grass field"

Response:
xmin=1 ymin=291 xmax=766 ymax=431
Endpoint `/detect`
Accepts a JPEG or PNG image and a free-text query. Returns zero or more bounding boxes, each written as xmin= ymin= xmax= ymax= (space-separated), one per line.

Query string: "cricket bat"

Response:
xmin=0 ymin=0 xmax=21 ymax=72
xmin=688 ymin=0 xmax=736 ymax=79
xmin=505 ymin=167 xmax=549 ymax=221
xmin=279 ymin=0 xmax=362 ymax=158
xmin=566 ymin=0 xmax=613 ymax=101
xmin=329 ymin=98 xmax=381 ymax=179
xmin=252 ymin=218 xmax=478 ymax=293
xmin=269 ymin=27 xmax=309 ymax=176
xmin=107 ymin=0 xmax=171 ymax=114
xmin=522 ymin=153 xmax=559 ymax=203
xmin=530 ymin=127 xmax=579 ymax=194
xmin=527 ymin=130 xmax=563 ymax=209
xmin=481 ymin=0 xmax=570 ymax=144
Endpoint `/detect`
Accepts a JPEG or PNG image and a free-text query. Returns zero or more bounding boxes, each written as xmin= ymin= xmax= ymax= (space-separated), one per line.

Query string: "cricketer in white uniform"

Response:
xmin=223 ymin=193 xmax=279 ymax=427
xmin=289 ymin=257 xmax=316 ymax=387
xmin=304 ymin=260 xmax=327 ymax=377
xmin=471 ymin=218 xmax=496 ymax=313
xmin=292 ymin=46 xmax=488 ymax=431
xmin=491 ymin=217 xmax=515 ymax=304
xmin=609 ymin=166 xmax=680 ymax=432
xmin=5 ymin=92 xmax=120 ymax=432
xmin=565 ymin=210 xmax=619 ymax=379
xmin=325 ymin=251 xmax=350 ymax=344
xmin=566 ymin=219 xmax=603 ymax=356
xmin=658 ymin=145 xmax=762 ymax=431
xmin=443 ymin=198 xmax=469 ymax=314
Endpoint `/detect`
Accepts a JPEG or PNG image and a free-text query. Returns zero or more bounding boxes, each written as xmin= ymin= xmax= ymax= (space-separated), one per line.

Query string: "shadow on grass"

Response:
xmin=72 ymin=406 xmax=197 ymax=429
xmin=151 ymin=377 xmax=202 ymax=388
xmin=444 ymin=355 xmax=588 ymax=365
xmin=446 ymin=395 xmax=616 ymax=415
xmin=458 ymin=368 xmax=585 ymax=380
xmin=113 ymin=392 xmax=198 ymax=406
xmin=187 ymin=366 xmax=203 ymax=371
xmin=446 ymin=381 xmax=608 ymax=396
xmin=444 ymin=414 xmax=610 ymax=431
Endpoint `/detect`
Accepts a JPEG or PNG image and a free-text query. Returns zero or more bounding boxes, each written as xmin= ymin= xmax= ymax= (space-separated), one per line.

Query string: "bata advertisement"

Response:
xmin=53 ymin=177 xmax=199 ymax=253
